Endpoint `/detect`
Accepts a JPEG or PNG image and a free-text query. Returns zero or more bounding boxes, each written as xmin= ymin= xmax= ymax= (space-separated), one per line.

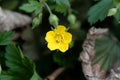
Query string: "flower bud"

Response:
xmin=32 ymin=13 xmax=42 ymax=29
xmin=108 ymin=8 xmax=117 ymax=16
xmin=67 ymin=14 xmax=76 ymax=24
xmin=49 ymin=14 xmax=59 ymax=27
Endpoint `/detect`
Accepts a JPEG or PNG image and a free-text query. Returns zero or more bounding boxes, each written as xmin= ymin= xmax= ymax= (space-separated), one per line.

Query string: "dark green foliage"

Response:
xmin=53 ymin=52 xmax=77 ymax=68
xmin=54 ymin=0 xmax=70 ymax=7
xmin=88 ymin=0 xmax=114 ymax=24
xmin=0 ymin=44 xmax=42 ymax=80
xmin=0 ymin=31 xmax=14 ymax=45
xmin=20 ymin=0 xmax=43 ymax=29
xmin=0 ymin=50 xmax=5 ymax=68
xmin=94 ymin=35 xmax=120 ymax=71
xmin=0 ymin=0 xmax=19 ymax=10
xmin=54 ymin=0 xmax=70 ymax=14
xmin=55 ymin=4 xmax=68 ymax=14
xmin=0 ymin=31 xmax=14 ymax=71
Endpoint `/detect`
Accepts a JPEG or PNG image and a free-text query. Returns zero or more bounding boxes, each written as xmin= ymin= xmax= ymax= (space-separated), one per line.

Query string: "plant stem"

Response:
xmin=44 ymin=67 xmax=65 ymax=80
xmin=44 ymin=3 xmax=52 ymax=14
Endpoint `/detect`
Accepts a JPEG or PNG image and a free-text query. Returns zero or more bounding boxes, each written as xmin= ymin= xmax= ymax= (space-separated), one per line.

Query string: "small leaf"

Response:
xmin=54 ymin=0 xmax=70 ymax=7
xmin=88 ymin=0 xmax=114 ymax=24
xmin=54 ymin=0 xmax=70 ymax=14
xmin=55 ymin=4 xmax=68 ymax=14
xmin=20 ymin=3 xmax=36 ymax=12
xmin=20 ymin=1 xmax=40 ymax=13
xmin=0 ymin=31 xmax=14 ymax=45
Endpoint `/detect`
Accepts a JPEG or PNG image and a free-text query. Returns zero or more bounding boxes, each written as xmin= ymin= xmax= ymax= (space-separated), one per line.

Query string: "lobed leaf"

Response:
xmin=55 ymin=4 xmax=68 ymax=14
xmin=20 ymin=0 xmax=41 ymax=13
xmin=88 ymin=0 xmax=114 ymax=25
xmin=0 ymin=44 xmax=42 ymax=80
xmin=94 ymin=35 xmax=120 ymax=71
xmin=53 ymin=0 xmax=70 ymax=13
xmin=54 ymin=0 xmax=70 ymax=7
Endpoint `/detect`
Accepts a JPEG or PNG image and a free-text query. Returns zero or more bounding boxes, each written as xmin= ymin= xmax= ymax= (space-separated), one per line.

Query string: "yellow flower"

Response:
xmin=45 ymin=25 xmax=72 ymax=52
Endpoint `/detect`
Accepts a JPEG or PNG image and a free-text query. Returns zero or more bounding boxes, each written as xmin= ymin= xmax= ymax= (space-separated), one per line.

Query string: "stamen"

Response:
xmin=55 ymin=33 xmax=63 ymax=43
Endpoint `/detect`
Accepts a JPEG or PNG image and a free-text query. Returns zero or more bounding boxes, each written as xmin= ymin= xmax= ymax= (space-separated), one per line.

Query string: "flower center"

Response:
xmin=55 ymin=33 xmax=63 ymax=43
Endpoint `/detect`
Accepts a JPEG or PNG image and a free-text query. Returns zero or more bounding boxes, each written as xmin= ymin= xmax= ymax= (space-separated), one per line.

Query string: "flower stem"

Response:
xmin=44 ymin=3 xmax=52 ymax=14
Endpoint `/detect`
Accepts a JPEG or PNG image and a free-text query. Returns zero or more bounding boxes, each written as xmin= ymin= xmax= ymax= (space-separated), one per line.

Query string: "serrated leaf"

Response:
xmin=55 ymin=4 xmax=68 ymax=14
xmin=88 ymin=0 xmax=114 ymax=24
xmin=54 ymin=0 xmax=70 ymax=7
xmin=0 ymin=31 xmax=14 ymax=45
xmin=94 ymin=35 xmax=120 ymax=71
xmin=20 ymin=1 xmax=40 ymax=13
xmin=20 ymin=3 xmax=36 ymax=12
xmin=54 ymin=0 xmax=70 ymax=14
xmin=0 ymin=44 xmax=42 ymax=80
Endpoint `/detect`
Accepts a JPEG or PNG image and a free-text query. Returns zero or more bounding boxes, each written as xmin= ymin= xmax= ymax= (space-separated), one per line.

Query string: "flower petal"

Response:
xmin=45 ymin=31 xmax=55 ymax=42
xmin=55 ymin=25 xmax=67 ymax=32
xmin=47 ymin=43 xmax=58 ymax=51
xmin=63 ymin=32 xmax=72 ymax=43
xmin=58 ymin=43 xmax=69 ymax=52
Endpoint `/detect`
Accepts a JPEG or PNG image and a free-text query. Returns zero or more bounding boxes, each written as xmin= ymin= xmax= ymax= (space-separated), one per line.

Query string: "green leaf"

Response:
xmin=20 ymin=1 xmax=41 ymax=13
xmin=0 ymin=31 xmax=14 ymax=45
xmin=88 ymin=0 xmax=114 ymax=24
xmin=54 ymin=0 xmax=70 ymax=7
xmin=54 ymin=0 xmax=70 ymax=13
xmin=0 ymin=44 xmax=42 ymax=80
xmin=93 ymin=35 xmax=120 ymax=71
xmin=55 ymin=4 xmax=68 ymax=14
xmin=20 ymin=4 xmax=36 ymax=13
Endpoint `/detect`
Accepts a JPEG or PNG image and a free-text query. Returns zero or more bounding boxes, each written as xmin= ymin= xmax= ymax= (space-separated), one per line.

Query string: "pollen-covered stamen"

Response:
xmin=55 ymin=33 xmax=63 ymax=43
